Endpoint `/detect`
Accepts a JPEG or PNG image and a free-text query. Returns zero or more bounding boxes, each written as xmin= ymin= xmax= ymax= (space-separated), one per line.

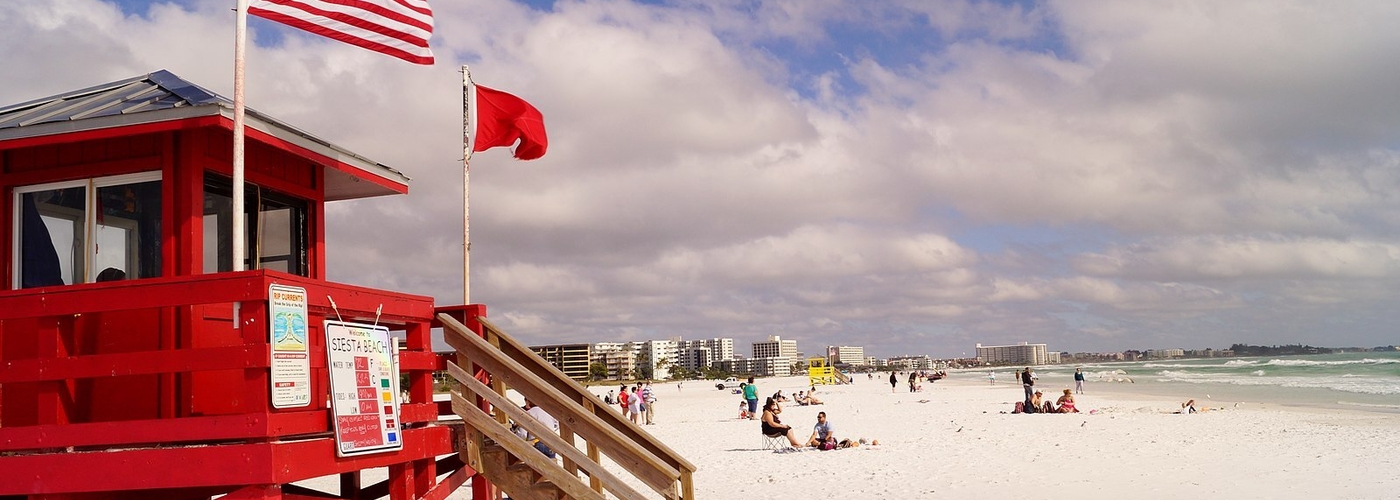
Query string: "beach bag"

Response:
xmin=819 ymin=440 xmax=837 ymax=451
xmin=1013 ymin=401 xmax=1025 ymax=414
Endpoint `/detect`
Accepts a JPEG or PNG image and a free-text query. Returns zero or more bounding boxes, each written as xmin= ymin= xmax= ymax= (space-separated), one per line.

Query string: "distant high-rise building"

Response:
xmin=827 ymin=345 xmax=865 ymax=366
xmin=677 ymin=338 xmax=734 ymax=370
xmin=887 ymin=355 xmax=933 ymax=371
xmin=752 ymin=336 xmax=798 ymax=360
xmin=590 ymin=342 xmax=640 ymax=380
xmin=975 ymin=342 xmax=1050 ymax=366
xmin=1145 ymin=348 xmax=1184 ymax=359
xmin=531 ymin=343 xmax=591 ymax=381
xmin=644 ymin=339 xmax=679 ymax=380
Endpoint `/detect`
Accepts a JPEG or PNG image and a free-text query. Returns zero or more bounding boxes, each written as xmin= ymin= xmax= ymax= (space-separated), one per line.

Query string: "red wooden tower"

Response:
xmin=0 ymin=70 xmax=477 ymax=500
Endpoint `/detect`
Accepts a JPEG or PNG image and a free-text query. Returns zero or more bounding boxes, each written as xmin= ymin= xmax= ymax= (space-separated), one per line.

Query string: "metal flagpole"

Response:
xmin=233 ymin=0 xmax=249 ymax=273
xmin=462 ymin=65 xmax=476 ymax=304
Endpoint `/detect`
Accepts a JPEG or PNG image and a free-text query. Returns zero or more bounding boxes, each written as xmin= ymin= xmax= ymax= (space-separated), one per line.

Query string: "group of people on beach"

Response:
xmin=1015 ymin=366 xmax=1080 ymax=414
xmin=759 ymin=396 xmax=876 ymax=451
xmin=887 ymin=370 xmax=947 ymax=393
xmin=603 ymin=382 xmax=659 ymax=425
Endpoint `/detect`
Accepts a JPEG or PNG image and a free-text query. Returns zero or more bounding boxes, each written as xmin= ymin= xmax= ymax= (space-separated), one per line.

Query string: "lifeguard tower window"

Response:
xmin=202 ymin=175 xmax=308 ymax=276
xmin=12 ymin=172 xmax=163 ymax=289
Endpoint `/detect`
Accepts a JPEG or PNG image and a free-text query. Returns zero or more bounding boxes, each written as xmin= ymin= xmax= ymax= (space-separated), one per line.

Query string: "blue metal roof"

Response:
xmin=0 ymin=70 xmax=222 ymax=130
xmin=0 ymin=70 xmax=409 ymax=200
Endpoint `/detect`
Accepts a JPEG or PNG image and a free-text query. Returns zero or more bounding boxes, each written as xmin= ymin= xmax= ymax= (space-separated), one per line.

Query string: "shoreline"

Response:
xmin=307 ymin=372 xmax=1400 ymax=499
xmin=956 ymin=369 xmax=1400 ymax=417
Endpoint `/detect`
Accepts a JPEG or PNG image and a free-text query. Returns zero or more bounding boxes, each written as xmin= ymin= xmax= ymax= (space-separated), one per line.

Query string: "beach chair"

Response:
xmin=762 ymin=433 xmax=789 ymax=451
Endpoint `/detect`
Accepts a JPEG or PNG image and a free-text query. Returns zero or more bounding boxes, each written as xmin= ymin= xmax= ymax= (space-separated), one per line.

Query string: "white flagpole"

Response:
xmin=462 ymin=65 xmax=476 ymax=304
xmin=233 ymin=0 xmax=249 ymax=272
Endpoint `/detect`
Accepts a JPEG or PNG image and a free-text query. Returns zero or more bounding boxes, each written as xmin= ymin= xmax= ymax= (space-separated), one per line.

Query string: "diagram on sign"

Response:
xmin=269 ymin=284 xmax=310 ymax=408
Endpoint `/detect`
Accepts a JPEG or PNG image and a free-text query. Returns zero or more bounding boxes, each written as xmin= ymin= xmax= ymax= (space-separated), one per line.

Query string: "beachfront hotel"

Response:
xmin=644 ymin=339 xmax=680 ymax=380
xmin=678 ymin=338 xmax=735 ymax=370
xmin=531 ymin=343 xmax=592 ymax=380
xmin=827 ymin=345 xmax=866 ymax=366
xmin=887 ymin=355 xmax=934 ymax=371
xmin=752 ymin=336 xmax=798 ymax=359
xmin=975 ymin=342 xmax=1051 ymax=365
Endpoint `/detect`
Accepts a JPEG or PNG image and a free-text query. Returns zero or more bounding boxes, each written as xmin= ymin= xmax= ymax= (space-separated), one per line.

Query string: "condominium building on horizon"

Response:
xmin=678 ymin=337 xmax=735 ymax=371
xmin=644 ymin=339 xmax=679 ymax=380
xmin=887 ymin=354 xmax=933 ymax=371
xmin=976 ymin=342 xmax=1050 ymax=366
xmin=530 ymin=343 xmax=591 ymax=381
xmin=752 ymin=336 xmax=798 ymax=360
xmin=827 ymin=345 xmax=866 ymax=366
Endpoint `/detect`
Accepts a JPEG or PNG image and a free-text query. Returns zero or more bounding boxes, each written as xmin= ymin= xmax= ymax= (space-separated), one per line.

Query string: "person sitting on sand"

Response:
xmin=1056 ymin=389 xmax=1079 ymax=413
xmin=1028 ymin=390 xmax=1053 ymax=414
xmin=1180 ymin=399 xmax=1197 ymax=414
xmin=738 ymin=400 xmax=751 ymax=419
xmin=761 ymin=397 xmax=803 ymax=448
xmin=773 ymin=390 xmax=789 ymax=403
xmin=805 ymin=411 xmax=836 ymax=447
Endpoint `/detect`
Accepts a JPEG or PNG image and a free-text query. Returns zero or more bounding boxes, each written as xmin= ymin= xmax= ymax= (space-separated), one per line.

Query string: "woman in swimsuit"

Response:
xmin=1056 ymin=389 xmax=1079 ymax=413
xmin=760 ymin=397 xmax=803 ymax=447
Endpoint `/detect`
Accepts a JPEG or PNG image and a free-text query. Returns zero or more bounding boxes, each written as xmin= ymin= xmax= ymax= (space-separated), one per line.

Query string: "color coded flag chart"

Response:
xmin=325 ymin=320 xmax=402 ymax=457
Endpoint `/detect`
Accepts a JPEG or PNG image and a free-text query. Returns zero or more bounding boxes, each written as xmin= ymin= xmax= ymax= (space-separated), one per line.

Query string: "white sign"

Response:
xmin=269 ymin=284 xmax=310 ymax=408
xmin=325 ymin=320 xmax=403 ymax=457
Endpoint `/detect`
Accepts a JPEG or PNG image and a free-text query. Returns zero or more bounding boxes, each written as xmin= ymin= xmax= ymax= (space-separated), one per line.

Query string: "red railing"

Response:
xmin=0 ymin=270 xmax=466 ymax=499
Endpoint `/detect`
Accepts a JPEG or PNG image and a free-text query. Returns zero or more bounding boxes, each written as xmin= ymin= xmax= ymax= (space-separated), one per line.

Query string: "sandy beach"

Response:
xmin=304 ymin=373 xmax=1400 ymax=499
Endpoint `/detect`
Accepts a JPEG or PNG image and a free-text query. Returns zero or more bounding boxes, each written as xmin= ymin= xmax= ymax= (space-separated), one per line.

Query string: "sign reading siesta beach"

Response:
xmin=325 ymin=320 xmax=402 ymax=457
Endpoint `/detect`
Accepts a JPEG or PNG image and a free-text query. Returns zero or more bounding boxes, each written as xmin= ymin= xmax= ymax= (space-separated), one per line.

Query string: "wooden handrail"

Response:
xmin=477 ymin=317 xmax=698 ymax=475
xmin=475 ymin=316 xmax=698 ymax=500
xmin=440 ymin=313 xmax=686 ymax=499
xmin=446 ymin=362 xmax=649 ymax=500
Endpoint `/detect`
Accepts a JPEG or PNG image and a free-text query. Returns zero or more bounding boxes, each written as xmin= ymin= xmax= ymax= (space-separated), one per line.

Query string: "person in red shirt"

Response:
xmin=617 ymin=385 xmax=630 ymax=414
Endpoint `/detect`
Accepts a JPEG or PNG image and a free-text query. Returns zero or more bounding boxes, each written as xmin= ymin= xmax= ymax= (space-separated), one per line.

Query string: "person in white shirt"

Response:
xmin=805 ymin=411 xmax=836 ymax=447
xmin=521 ymin=399 xmax=559 ymax=458
xmin=627 ymin=385 xmax=642 ymax=423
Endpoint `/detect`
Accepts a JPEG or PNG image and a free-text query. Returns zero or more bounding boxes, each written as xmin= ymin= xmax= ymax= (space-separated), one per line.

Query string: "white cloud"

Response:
xmin=4 ymin=0 xmax=1400 ymax=355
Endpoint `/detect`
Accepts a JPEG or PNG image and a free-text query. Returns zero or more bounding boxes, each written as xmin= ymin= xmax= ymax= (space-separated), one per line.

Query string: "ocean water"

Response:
xmin=987 ymin=351 xmax=1400 ymax=414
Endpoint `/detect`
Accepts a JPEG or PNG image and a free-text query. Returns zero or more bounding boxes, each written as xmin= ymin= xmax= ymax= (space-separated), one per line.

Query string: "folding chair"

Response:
xmin=762 ymin=433 xmax=789 ymax=451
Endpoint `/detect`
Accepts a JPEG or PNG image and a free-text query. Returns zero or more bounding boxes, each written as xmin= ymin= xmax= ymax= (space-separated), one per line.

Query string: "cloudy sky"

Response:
xmin=4 ymin=0 xmax=1399 ymax=358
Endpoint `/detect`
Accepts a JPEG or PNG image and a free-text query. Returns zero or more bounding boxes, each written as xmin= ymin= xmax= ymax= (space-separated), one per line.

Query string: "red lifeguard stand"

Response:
xmin=0 ymin=70 xmax=472 ymax=499
xmin=0 ymin=70 xmax=697 ymax=500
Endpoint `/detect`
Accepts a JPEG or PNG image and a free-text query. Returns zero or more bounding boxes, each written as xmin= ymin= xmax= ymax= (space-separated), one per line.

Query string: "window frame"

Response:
xmin=11 ymin=171 xmax=163 ymax=289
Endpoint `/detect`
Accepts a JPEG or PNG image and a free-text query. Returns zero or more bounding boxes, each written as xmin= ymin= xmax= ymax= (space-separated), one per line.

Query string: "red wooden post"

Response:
xmin=36 ymin=316 xmax=73 ymax=426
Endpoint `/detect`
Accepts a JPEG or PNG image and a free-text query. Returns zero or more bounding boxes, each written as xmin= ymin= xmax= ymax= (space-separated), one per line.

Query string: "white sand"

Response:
xmin=307 ymin=374 xmax=1400 ymax=499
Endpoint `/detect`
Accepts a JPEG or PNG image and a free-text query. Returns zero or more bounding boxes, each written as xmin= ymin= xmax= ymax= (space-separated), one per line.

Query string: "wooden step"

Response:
xmin=477 ymin=443 xmax=571 ymax=500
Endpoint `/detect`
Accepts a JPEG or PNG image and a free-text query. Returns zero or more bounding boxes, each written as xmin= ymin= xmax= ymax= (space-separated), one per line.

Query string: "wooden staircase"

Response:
xmin=478 ymin=440 xmax=570 ymax=500
xmin=439 ymin=311 xmax=696 ymax=500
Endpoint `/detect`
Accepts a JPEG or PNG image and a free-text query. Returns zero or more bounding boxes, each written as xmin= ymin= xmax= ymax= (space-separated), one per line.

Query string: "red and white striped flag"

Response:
xmin=249 ymin=0 xmax=435 ymax=65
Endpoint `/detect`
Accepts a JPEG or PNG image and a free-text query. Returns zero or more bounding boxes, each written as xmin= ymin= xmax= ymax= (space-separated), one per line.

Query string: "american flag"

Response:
xmin=249 ymin=0 xmax=435 ymax=65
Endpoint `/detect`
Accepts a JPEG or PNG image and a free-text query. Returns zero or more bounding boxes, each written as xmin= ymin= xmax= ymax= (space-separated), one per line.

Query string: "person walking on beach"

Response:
xmin=889 ymin=371 xmax=898 ymax=393
xmin=743 ymin=376 xmax=759 ymax=420
xmin=1021 ymin=367 xmax=1034 ymax=405
xmin=1074 ymin=368 xmax=1085 ymax=394
xmin=988 ymin=371 xmax=996 ymax=385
